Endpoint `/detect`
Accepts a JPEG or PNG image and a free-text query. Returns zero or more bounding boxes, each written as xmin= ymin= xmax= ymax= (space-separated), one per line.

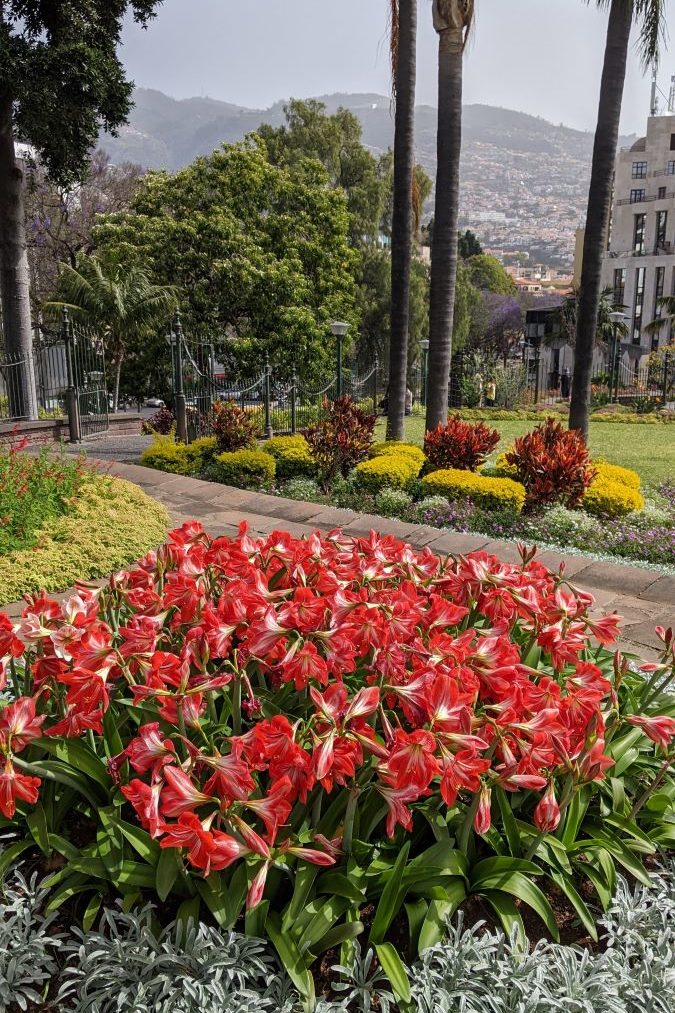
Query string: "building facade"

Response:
xmin=601 ymin=112 xmax=675 ymax=363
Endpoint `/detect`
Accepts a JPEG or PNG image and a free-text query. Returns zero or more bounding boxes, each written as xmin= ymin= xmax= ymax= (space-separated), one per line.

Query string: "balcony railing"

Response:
xmin=616 ymin=190 xmax=675 ymax=205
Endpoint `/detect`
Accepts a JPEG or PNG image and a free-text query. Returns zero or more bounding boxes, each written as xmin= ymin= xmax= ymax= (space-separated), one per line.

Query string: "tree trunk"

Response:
xmin=426 ymin=23 xmax=463 ymax=432
xmin=569 ymin=0 xmax=633 ymax=440
xmin=113 ymin=355 xmax=123 ymax=414
xmin=0 ymin=95 xmax=38 ymax=420
xmin=387 ymin=0 xmax=417 ymax=441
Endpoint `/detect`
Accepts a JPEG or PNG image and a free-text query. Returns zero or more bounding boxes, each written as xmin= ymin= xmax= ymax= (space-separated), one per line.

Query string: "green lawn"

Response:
xmin=375 ymin=417 xmax=675 ymax=487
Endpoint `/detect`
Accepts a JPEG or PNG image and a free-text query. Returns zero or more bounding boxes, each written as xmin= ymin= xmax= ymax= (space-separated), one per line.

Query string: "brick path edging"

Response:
xmin=88 ymin=460 xmax=673 ymax=657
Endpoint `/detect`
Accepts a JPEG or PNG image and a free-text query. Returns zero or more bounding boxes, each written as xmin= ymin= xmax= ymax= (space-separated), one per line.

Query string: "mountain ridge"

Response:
xmin=100 ymin=88 xmax=637 ymax=267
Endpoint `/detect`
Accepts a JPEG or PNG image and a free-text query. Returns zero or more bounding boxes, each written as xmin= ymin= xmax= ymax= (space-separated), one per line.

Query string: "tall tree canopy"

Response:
xmin=0 ymin=0 xmax=163 ymax=416
xmin=94 ymin=140 xmax=358 ymax=382
xmin=466 ymin=254 xmax=517 ymax=296
xmin=258 ymin=99 xmax=391 ymax=246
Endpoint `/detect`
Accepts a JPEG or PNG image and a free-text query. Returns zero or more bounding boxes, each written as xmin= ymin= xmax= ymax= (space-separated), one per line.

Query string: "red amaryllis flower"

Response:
xmin=627 ymin=714 xmax=675 ymax=752
xmin=386 ymin=730 xmax=440 ymax=792
xmin=533 ymin=783 xmax=561 ymax=832
xmin=159 ymin=812 xmax=247 ymax=876
xmin=440 ymin=750 xmax=491 ymax=808
xmin=122 ymin=778 xmax=163 ymax=837
xmin=474 ymin=785 xmax=492 ymax=835
xmin=0 ymin=697 xmax=45 ymax=753
xmin=241 ymin=777 xmax=293 ymax=839
xmin=125 ymin=723 xmax=176 ymax=775
xmin=0 ymin=758 xmax=41 ymax=818
xmin=0 ymin=615 xmax=24 ymax=661
xmin=160 ymin=766 xmax=214 ymax=817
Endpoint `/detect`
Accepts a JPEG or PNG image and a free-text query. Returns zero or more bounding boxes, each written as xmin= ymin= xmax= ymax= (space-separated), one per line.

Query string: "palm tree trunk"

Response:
xmin=387 ymin=0 xmax=417 ymax=441
xmin=426 ymin=20 xmax=463 ymax=431
xmin=0 ymin=94 xmax=38 ymax=420
xmin=569 ymin=0 xmax=633 ymax=440
xmin=113 ymin=356 xmax=123 ymax=414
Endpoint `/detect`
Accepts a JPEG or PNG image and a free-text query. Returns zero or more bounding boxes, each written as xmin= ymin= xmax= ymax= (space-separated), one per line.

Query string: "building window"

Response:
xmin=630 ymin=189 xmax=645 ymax=204
xmin=656 ymin=210 xmax=668 ymax=250
xmin=654 ymin=266 xmax=665 ymax=316
xmin=671 ymin=134 xmax=675 ymax=151
xmin=632 ymin=161 xmax=647 ymax=178
xmin=632 ymin=267 xmax=645 ymax=344
xmin=658 ymin=186 xmax=667 ymax=199
xmin=633 ymin=213 xmax=646 ymax=254
xmin=613 ymin=268 xmax=626 ymax=307
xmin=668 ymin=160 xmax=675 ymax=175
xmin=652 ymin=266 xmax=666 ymax=351
xmin=671 ymin=269 xmax=675 ymax=343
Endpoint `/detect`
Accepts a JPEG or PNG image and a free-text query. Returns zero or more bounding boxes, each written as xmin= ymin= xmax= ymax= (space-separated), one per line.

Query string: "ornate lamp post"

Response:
xmin=420 ymin=338 xmax=430 ymax=407
xmin=331 ymin=321 xmax=349 ymax=398
xmin=166 ymin=311 xmax=188 ymax=443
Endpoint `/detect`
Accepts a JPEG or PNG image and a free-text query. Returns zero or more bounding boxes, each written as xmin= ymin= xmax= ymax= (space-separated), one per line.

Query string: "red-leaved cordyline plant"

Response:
xmin=505 ymin=417 xmax=596 ymax=510
xmin=424 ymin=415 xmax=500 ymax=472
xmin=0 ymin=524 xmax=673 ymax=923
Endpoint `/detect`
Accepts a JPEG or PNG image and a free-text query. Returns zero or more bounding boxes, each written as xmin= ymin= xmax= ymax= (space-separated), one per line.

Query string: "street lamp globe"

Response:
xmin=420 ymin=339 xmax=430 ymax=352
xmin=330 ymin=321 xmax=349 ymax=338
xmin=609 ymin=312 xmax=626 ymax=325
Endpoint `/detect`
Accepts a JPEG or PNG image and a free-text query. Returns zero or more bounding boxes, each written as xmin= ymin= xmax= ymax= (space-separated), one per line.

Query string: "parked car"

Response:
xmin=145 ymin=397 xmax=165 ymax=408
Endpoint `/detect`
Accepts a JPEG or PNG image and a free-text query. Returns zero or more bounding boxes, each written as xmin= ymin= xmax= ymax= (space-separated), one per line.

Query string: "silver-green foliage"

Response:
xmin=0 ymin=869 xmax=63 ymax=1012
xmin=374 ymin=488 xmax=413 ymax=518
xmin=58 ymin=904 xmax=295 ymax=1013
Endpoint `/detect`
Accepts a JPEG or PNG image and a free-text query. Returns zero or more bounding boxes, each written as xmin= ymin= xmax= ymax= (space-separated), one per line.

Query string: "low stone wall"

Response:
xmin=0 ymin=413 xmax=143 ymax=446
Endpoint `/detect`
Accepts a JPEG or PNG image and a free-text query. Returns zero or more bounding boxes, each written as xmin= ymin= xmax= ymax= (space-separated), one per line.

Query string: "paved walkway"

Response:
xmin=81 ymin=457 xmax=674 ymax=659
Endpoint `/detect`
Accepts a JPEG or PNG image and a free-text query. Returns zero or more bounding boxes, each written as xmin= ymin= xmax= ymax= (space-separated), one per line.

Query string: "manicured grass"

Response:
xmin=376 ymin=416 xmax=675 ymax=487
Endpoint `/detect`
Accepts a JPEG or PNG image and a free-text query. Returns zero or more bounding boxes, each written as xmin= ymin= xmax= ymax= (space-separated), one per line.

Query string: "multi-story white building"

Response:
xmin=602 ymin=111 xmax=675 ymax=363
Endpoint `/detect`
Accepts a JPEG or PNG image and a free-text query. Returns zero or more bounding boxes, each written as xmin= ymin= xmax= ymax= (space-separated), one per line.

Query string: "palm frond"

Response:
xmin=593 ymin=0 xmax=668 ymax=69
xmin=634 ymin=0 xmax=668 ymax=68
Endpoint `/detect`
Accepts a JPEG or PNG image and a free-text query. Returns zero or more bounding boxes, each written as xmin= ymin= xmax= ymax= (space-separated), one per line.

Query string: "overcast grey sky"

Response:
xmin=121 ymin=1 xmax=673 ymax=134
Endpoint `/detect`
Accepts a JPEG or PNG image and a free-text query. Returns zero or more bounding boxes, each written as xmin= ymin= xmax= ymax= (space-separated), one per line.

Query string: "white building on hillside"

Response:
xmin=601 ymin=108 xmax=675 ymax=364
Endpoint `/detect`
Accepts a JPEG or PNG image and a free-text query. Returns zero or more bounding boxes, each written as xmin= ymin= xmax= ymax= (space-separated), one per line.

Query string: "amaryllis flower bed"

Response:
xmin=1 ymin=523 xmax=674 ymax=1010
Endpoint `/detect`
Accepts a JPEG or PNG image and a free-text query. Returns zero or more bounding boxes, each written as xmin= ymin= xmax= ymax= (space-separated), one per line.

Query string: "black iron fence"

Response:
xmin=0 ymin=310 xmax=109 ymax=440
xmin=145 ymin=311 xmax=675 ymax=443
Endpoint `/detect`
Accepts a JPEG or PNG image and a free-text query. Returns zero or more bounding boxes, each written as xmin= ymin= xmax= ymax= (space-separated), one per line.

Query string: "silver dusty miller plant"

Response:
xmin=0 ymin=867 xmax=63 ymax=1012
xmin=1 ymin=859 xmax=674 ymax=1012
xmin=58 ymin=903 xmax=295 ymax=1013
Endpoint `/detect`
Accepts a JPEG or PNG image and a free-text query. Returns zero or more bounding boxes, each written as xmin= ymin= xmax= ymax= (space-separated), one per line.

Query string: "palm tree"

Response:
xmin=426 ymin=0 xmax=474 ymax=432
xmin=387 ymin=0 xmax=418 ymax=441
xmin=645 ymin=294 xmax=675 ymax=339
xmin=45 ymin=251 xmax=177 ymax=410
xmin=569 ymin=0 xmax=667 ymax=440
xmin=561 ymin=286 xmax=629 ymax=347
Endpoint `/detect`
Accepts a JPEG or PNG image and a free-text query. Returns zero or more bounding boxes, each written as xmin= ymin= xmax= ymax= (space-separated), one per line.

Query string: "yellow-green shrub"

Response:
xmin=140 ymin=435 xmax=193 ymax=475
xmin=185 ymin=436 xmax=219 ymax=473
xmin=583 ymin=478 xmax=644 ymax=518
xmin=421 ymin=469 xmax=526 ymax=513
xmin=0 ymin=475 xmax=168 ymax=605
xmin=262 ymin=435 xmax=315 ymax=478
xmin=593 ymin=460 xmax=641 ymax=490
xmin=369 ymin=441 xmax=426 ymax=468
xmin=210 ymin=449 xmax=276 ymax=488
xmin=492 ymin=452 xmax=518 ymax=479
xmin=355 ymin=454 xmax=420 ymax=493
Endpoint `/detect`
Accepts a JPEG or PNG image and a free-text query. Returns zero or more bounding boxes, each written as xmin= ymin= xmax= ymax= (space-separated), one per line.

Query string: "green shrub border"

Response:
xmin=0 ymin=474 xmax=169 ymax=605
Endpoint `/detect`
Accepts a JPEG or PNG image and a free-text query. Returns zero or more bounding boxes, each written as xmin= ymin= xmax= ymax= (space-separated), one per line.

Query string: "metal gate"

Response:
xmin=69 ymin=322 xmax=109 ymax=439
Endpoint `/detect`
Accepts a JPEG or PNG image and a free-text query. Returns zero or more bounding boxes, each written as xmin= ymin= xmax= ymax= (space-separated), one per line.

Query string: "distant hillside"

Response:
xmin=102 ymin=88 xmax=633 ymax=171
xmin=101 ymin=89 xmax=637 ymax=267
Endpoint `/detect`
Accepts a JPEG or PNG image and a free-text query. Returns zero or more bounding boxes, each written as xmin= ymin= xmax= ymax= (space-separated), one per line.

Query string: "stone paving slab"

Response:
xmin=53 ymin=458 xmax=675 ymax=660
